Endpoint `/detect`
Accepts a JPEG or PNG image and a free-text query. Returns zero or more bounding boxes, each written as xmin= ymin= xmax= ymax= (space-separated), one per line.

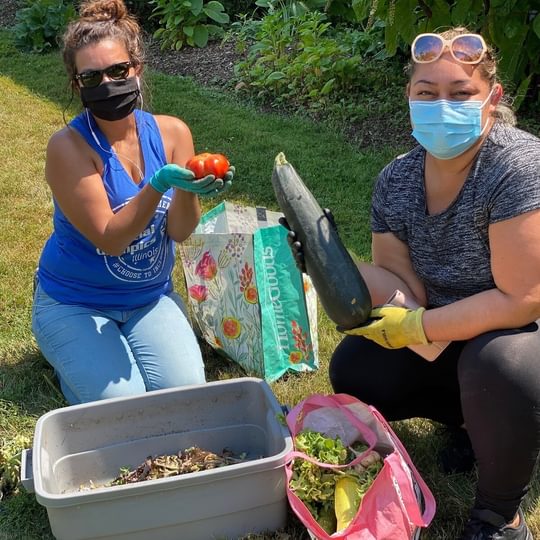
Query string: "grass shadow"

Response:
xmin=0 ymin=489 xmax=55 ymax=540
xmin=0 ymin=346 xmax=66 ymax=417
xmin=0 ymin=30 xmax=76 ymax=114
xmin=391 ymin=419 xmax=476 ymax=539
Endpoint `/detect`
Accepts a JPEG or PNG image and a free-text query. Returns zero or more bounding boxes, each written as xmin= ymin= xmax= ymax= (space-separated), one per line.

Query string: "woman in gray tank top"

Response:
xmin=288 ymin=27 xmax=540 ymax=540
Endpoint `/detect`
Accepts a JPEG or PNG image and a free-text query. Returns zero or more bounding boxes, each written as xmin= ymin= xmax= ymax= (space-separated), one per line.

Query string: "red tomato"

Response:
xmin=203 ymin=154 xmax=230 ymax=178
xmin=185 ymin=153 xmax=211 ymax=178
xmin=186 ymin=153 xmax=230 ymax=179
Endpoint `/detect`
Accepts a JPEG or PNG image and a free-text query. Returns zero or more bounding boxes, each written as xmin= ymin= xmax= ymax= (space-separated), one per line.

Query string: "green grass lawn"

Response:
xmin=0 ymin=29 xmax=538 ymax=539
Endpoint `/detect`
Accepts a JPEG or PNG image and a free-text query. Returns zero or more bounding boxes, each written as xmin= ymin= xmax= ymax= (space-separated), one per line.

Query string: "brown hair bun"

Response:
xmin=79 ymin=0 xmax=128 ymax=23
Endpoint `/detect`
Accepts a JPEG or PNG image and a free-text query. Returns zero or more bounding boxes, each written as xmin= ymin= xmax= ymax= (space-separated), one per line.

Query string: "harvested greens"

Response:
xmin=289 ymin=430 xmax=383 ymax=534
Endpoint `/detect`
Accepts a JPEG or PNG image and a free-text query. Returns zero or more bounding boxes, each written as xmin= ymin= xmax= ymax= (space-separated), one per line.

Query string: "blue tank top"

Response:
xmin=37 ymin=110 xmax=176 ymax=309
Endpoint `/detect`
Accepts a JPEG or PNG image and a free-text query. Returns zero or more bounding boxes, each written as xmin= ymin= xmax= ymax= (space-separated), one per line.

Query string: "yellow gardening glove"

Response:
xmin=339 ymin=305 xmax=428 ymax=349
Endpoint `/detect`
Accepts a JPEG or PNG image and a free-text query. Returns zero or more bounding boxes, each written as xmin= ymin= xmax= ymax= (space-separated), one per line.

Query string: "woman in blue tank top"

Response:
xmin=31 ymin=0 xmax=234 ymax=405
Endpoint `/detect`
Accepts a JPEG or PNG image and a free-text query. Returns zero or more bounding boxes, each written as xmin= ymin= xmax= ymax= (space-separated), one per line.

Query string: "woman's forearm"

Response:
xmin=423 ymin=288 xmax=540 ymax=342
xmin=357 ymin=261 xmax=423 ymax=307
xmin=89 ymin=185 xmax=163 ymax=256
xmin=166 ymin=189 xmax=201 ymax=242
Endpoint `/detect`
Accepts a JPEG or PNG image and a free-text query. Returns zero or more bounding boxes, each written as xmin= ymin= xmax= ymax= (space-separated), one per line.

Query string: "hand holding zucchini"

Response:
xmin=272 ymin=152 xmax=372 ymax=328
xmin=341 ymin=305 xmax=428 ymax=349
xmin=279 ymin=217 xmax=307 ymax=273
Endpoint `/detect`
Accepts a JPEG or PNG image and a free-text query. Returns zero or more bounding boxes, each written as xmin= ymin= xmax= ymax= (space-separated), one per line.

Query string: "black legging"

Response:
xmin=329 ymin=323 xmax=540 ymax=522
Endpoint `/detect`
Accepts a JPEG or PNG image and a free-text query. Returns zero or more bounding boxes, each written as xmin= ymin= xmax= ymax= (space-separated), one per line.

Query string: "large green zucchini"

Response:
xmin=271 ymin=152 xmax=372 ymax=329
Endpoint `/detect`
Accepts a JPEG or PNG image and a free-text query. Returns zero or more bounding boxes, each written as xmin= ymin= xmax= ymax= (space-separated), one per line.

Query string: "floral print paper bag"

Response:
xmin=179 ymin=201 xmax=319 ymax=382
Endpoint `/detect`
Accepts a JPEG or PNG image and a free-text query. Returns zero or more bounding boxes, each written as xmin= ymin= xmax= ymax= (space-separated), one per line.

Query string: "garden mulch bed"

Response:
xmin=0 ymin=0 xmax=20 ymax=28
xmin=144 ymin=34 xmax=240 ymax=90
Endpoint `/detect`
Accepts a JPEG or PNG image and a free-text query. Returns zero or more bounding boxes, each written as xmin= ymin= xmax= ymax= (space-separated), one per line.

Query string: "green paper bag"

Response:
xmin=179 ymin=201 xmax=318 ymax=382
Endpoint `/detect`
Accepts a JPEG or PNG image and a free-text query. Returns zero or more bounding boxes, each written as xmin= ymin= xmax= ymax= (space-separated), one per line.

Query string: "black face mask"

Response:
xmin=80 ymin=77 xmax=140 ymax=121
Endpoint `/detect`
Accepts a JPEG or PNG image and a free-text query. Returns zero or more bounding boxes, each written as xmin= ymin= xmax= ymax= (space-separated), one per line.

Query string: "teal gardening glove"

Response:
xmin=339 ymin=305 xmax=428 ymax=349
xmin=149 ymin=164 xmax=234 ymax=197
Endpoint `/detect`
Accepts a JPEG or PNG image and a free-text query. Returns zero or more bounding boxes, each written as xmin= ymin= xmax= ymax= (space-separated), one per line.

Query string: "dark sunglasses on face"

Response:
xmin=411 ymin=33 xmax=487 ymax=65
xmin=74 ymin=61 xmax=134 ymax=88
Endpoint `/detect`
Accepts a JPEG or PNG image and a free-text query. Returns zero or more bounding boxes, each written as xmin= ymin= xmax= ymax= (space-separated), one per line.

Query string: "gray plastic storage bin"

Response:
xmin=23 ymin=377 xmax=293 ymax=540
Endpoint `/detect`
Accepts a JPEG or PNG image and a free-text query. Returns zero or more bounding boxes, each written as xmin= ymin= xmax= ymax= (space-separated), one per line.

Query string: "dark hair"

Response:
xmin=407 ymin=27 xmax=516 ymax=125
xmin=62 ymin=0 xmax=145 ymax=83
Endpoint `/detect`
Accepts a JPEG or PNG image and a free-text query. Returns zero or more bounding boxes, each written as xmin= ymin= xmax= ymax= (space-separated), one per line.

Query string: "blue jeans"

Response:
xmin=31 ymin=283 xmax=206 ymax=405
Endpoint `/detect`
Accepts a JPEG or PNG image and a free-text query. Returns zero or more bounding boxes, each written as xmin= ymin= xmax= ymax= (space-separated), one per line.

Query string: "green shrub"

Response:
xmin=254 ymin=0 xmax=325 ymax=18
xmin=353 ymin=0 xmax=540 ymax=110
xmin=225 ymin=13 xmax=262 ymax=52
xmin=13 ymin=0 xmax=75 ymax=53
xmin=150 ymin=0 xmax=230 ymax=49
xmin=246 ymin=0 xmax=540 ymax=111
xmin=234 ymin=10 xmax=391 ymax=111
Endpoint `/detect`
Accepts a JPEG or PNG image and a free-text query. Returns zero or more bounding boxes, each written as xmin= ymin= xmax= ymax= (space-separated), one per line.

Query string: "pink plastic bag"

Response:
xmin=285 ymin=394 xmax=436 ymax=540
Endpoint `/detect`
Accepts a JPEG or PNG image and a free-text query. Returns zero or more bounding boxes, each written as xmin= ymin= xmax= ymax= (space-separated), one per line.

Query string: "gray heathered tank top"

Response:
xmin=371 ymin=122 xmax=540 ymax=308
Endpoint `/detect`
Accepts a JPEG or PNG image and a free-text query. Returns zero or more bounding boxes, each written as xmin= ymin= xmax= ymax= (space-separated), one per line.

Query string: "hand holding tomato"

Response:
xmin=149 ymin=159 xmax=233 ymax=198
xmin=186 ymin=153 xmax=232 ymax=180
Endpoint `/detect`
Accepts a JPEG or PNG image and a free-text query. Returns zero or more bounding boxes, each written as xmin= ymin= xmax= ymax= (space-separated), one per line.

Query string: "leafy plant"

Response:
xmin=150 ymin=0 xmax=230 ymax=49
xmin=353 ymin=0 xmax=540 ymax=109
xmin=1 ymin=434 xmax=31 ymax=498
xmin=234 ymin=9 xmax=389 ymax=111
xmin=255 ymin=0 xmax=325 ymax=19
xmin=224 ymin=12 xmax=262 ymax=53
xmin=13 ymin=0 xmax=76 ymax=53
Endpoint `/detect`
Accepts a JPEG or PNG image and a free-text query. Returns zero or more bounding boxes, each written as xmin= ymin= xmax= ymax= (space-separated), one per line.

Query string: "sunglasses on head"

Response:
xmin=74 ymin=61 xmax=134 ymax=88
xmin=411 ymin=33 xmax=487 ymax=65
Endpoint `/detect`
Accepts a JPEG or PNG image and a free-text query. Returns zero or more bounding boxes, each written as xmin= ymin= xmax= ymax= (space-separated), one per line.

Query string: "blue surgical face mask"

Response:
xmin=409 ymin=89 xmax=494 ymax=160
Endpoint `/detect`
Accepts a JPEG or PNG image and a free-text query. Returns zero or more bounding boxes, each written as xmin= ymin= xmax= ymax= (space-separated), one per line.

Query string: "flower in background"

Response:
xmin=243 ymin=284 xmax=258 ymax=304
xmin=239 ymin=261 xmax=253 ymax=291
xmin=207 ymin=333 xmax=224 ymax=349
xmin=195 ymin=251 xmax=217 ymax=280
xmin=222 ymin=317 xmax=242 ymax=339
xmin=291 ymin=320 xmax=312 ymax=361
xmin=289 ymin=350 xmax=304 ymax=364
xmin=188 ymin=285 xmax=208 ymax=303
xmin=239 ymin=262 xmax=257 ymax=303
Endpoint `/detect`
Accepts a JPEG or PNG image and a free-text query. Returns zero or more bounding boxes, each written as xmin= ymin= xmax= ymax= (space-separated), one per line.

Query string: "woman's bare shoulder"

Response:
xmin=154 ymin=114 xmax=192 ymax=139
xmin=47 ymin=125 xmax=90 ymax=157
xmin=46 ymin=125 xmax=100 ymax=188
xmin=153 ymin=114 xmax=194 ymax=164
